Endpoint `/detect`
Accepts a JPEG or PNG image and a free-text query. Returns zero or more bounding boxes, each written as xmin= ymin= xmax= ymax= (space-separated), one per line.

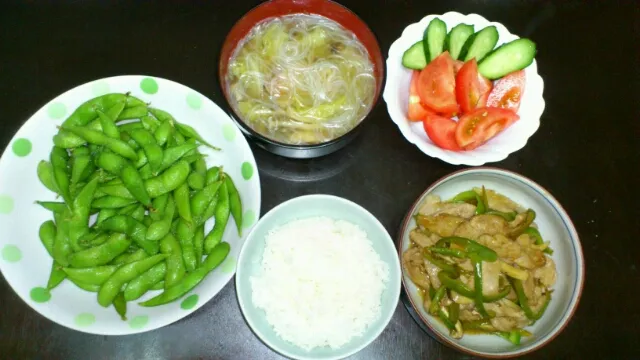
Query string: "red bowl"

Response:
xmin=218 ymin=0 xmax=384 ymax=159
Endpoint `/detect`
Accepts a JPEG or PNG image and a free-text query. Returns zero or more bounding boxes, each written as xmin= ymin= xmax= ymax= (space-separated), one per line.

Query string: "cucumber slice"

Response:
xmin=459 ymin=25 xmax=499 ymax=62
xmin=423 ymin=18 xmax=447 ymax=62
xmin=479 ymin=38 xmax=536 ymax=80
xmin=444 ymin=24 xmax=475 ymax=60
xmin=402 ymin=41 xmax=427 ymax=70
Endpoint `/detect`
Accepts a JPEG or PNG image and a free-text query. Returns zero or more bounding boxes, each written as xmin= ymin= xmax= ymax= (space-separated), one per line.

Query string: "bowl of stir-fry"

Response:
xmin=398 ymin=168 xmax=584 ymax=357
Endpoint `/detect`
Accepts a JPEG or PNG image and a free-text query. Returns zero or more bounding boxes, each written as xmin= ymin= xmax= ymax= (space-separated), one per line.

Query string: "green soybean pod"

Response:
xmin=123 ymin=262 xmax=167 ymax=301
xmin=99 ymin=184 xmax=135 ymax=199
xmin=190 ymin=180 xmax=222 ymax=222
xmin=92 ymin=196 xmax=138 ymax=209
xmin=50 ymin=146 xmax=72 ymax=205
xmin=187 ymin=172 xmax=205 ymax=190
xmin=146 ymin=195 xmax=175 ymax=241
xmin=204 ymin=181 xmax=230 ymax=254
xmin=129 ymin=128 xmax=163 ymax=173
xmin=176 ymin=219 xmax=196 ymax=271
xmin=113 ymin=292 xmax=128 ymax=320
xmin=61 ymin=93 xmax=128 ymax=127
xmin=111 ymin=248 xmax=148 ymax=265
xmin=98 ymin=215 xmax=158 ymax=255
xmin=37 ymin=160 xmax=60 ymax=194
xmin=116 ymin=105 xmax=148 ymax=121
xmin=173 ymin=183 xmax=192 ymax=224
xmin=139 ymin=242 xmax=229 ymax=307
xmin=68 ymin=233 xmax=131 ymax=268
xmin=39 ymin=220 xmax=57 ymax=254
xmin=150 ymin=281 xmax=165 ymax=290
xmin=193 ymin=157 xmax=207 ymax=177
xmin=150 ymin=194 xmax=169 ymax=221
xmin=205 ymin=166 xmax=221 ymax=185
xmin=225 ymin=174 xmax=243 ymax=236
xmin=63 ymin=265 xmax=119 ymax=285
xmin=96 ymin=152 xmax=151 ymax=207
xmin=160 ymin=233 xmax=185 ymax=288
xmin=47 ymin=262 xmax=66 ymax=290
xmin=52 ymin=209 xmax=72 ymax=267
xmin=70 ymin=147 xmax=92 ymax=188
xmin=63 ymin=126 xmax=138 ymax=161
xmin=175 ymin=122 xmax=220 ymax=150
xmin=36 ymin=201 xmax=67 ymax=214
xmin=131 ymin=205 xmax=146 ymax=223
xmin=70 ymin=279 xmax=101 ymax=292
xmin=154 ymin=120 xmax=173 ymax=147
xmin=134 ymin=149 xmax=148 ymax=168
xmin=193 ymin=225 xmax=205 ymax=267
xmin=98 ymin=254 xmax=167 ymax=307
xmin=145 ymin=160 xmax=190 ymax=198
xmin=140 ymin=115 xmax=161 ymax=132
xmin=197 ymin=194 xmax=219 ymax=227
xmin=96 ymin=102 xmax=125 ymax=139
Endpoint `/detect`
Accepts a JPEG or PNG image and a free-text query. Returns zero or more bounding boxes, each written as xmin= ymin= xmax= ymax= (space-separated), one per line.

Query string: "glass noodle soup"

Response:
xmin=226 ymin=14 xmax=376 ymax=145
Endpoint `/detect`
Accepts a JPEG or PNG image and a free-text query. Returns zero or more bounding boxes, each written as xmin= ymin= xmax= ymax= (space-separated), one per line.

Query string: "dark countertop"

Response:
xmin=1 ymin=1 xmax=638 ymax=359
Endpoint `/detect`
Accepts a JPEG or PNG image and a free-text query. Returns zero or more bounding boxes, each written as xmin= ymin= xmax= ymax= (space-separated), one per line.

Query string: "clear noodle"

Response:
xmin=226 ymin=14 xmax=376 ymax=145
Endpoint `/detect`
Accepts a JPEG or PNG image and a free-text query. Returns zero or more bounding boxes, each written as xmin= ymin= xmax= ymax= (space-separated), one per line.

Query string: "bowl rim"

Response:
xmin=396 ymin=167 xmax=585 ymax=358
xmin=235 ymin=193 xmax=402 ymax=360
xmin=217 ymin=0 xmax=385 ymax=151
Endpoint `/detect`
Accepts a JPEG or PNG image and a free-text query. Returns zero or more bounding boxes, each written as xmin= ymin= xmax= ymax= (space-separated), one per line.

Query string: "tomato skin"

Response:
xmin=455 ymin=107 xmax=520 ymax=150
xmin=486 ymin=70 xmax=526 ymax=112
xmin=456 ymin=59 xmax=493 ymax=114
xmin=423 ymin=113 xmax=462 ymax=151
xmin=408 ymin=71 xmax=434 ymax=121
xmin=453 ymin=60 xmax=464 ymax=75
xmin=416 ymin=51 xmax=459 ymax=116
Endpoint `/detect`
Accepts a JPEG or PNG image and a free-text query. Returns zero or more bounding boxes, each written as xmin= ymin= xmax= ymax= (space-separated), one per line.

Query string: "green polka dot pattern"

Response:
xmin=1 ymin=245 xmax=21 ymax=262
xmin=180 ymin=294 xmax=199 ymax=310
xmin=30 ymin=287 xmax=51 ymax=303
xmin=0 ymin=195 xmax=14 ymax=214
xmin=186 ymin=92 xmax=202 ymax=109
xmin=47 ymin=103 xmax=67 ymax=120
xmin=12 ymin=138 xmax=32 ymax=157
xmin=241 ymin=162 xmax=254 ymax=180
xmin=140 ymin=78 xmax=159 ymax=94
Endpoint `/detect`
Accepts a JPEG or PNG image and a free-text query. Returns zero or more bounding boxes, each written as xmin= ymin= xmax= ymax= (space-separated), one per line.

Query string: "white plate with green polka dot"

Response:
xmin=0 ymin=75 xmax=261 ymax=335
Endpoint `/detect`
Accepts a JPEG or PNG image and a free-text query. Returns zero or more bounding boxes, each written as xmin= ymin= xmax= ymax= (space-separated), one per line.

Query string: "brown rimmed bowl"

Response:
xmin=397 ymin=167 xmax=584 ymax=358
xmin=218 ymin=0 xmax=384 ymax=159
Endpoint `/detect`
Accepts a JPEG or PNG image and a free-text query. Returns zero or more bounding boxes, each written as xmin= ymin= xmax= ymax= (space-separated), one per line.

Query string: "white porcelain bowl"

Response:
xmin=236 ymin=195 xmax=402 ymax=360
xmin=397 ymin=168 xmax=584 ymax=358
xmin=383 ymin=12 xmax=545 ymax=165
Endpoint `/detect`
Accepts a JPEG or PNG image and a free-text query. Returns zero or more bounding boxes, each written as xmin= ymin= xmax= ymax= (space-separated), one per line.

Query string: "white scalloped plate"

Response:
xmin=0 ymin=75 xmax=261 ymax=335
xmin=383 ymin=12 xmax=545 ymax=165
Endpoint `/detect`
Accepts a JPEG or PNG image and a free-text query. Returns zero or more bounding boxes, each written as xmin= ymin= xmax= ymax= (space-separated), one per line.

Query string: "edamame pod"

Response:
xmin=98 ymin=254 xmax=167 ymax=307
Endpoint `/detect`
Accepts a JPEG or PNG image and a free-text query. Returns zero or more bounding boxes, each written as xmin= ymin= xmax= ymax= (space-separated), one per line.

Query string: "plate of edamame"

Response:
xmin=0 ymin=75 xmax=261 ymax=334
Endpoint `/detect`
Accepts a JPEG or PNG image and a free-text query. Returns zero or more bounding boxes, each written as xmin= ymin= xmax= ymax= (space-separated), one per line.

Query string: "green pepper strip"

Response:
xmin=486 ymin=209 xmax=517 ymax=221
xmin=523 ymin=227 xmax=554 ymax=255
xmin=449 ymin=189 xmax=487 ymax=215
xmin=436 ymin=237 xmax=498 ymax=263
xmin=512 ymin=278 xmax=551 ymax=320
xmin=430 ymin=247 xmax=467 ymax=259
xmin=438 ymin=308 xmax=457 ymax=332
xmin=423 ymin=250 xmax=459 ymax=275
xmin=496 ymin=330 xmax=522 ymax=345
xmin=508 ymin=209 xmax=536 ymax=237
xmin=449 ymin=302 xmax=460 ymax=323
xmin=428 ymin=285 xmax=436 ymax=300
xmin=462 ymin=319 xmax=494 ymax=332
xmin=470 ymin=254 xmax=490 ymax=318
xmin=437 ymin=271 xmax=510 ymax=302
xmin=429 ymin=286 xmax=446 ymax=315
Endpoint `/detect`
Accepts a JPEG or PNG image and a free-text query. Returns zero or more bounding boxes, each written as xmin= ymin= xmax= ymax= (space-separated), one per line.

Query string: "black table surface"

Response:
xmin=1 ymin=1 xmax=638 ymax=359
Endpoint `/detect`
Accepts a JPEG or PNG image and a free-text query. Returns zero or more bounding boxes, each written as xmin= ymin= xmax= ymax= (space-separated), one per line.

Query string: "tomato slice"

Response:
xmin=416 ymin=51 xmax=458 ymax=116
xmin=453 ymin=60 xmax=464 ymax=75
xmin=486 ymin=70 xmax=526 ymax=112
xmin=455 ymin=107 xmax=520 ymax=150
xmin=423 ymin=113 xmax=462 ymax=151
xmin=408 ymin=71 xmax=434 ymax=121
xmin=456 ymin=59 xmax=493 ymax=114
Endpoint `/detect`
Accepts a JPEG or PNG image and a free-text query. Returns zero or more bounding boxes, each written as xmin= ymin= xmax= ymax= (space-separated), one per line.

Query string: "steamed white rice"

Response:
xmin=250 ymin=216 xmax=389 ymax=351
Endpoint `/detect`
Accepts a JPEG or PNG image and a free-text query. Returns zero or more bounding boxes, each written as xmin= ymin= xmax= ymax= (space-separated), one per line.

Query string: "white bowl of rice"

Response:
xmin=236 ymin=195 xmax=402 ymax=360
